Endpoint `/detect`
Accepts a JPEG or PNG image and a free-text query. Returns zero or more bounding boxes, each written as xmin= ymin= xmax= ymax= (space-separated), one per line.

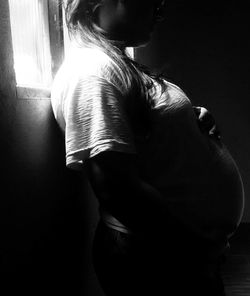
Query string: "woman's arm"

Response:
xmin=85 ymin=150 xmax=228 ymax=242
xmin=85 ymin=151 xmax=178 ymax=235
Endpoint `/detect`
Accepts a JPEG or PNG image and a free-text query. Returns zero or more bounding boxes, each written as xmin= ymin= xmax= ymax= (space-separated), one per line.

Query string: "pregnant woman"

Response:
xmin=51 ymin=0 xmax=245 ymax=295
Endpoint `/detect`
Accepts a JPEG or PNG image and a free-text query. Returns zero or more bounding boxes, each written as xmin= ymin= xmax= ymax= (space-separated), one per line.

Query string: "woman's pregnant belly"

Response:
xmin=202 ymin=137 xmax=244 ymax=230
xmin=143 ymin=84 xmax=244 ymax=242
xmin=142 ymin=124 xmax=244 ymax=241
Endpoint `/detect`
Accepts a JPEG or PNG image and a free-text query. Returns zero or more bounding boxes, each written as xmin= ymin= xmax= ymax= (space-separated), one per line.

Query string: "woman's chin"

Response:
xmin=125 ymin=34 xmax=152 ymax=48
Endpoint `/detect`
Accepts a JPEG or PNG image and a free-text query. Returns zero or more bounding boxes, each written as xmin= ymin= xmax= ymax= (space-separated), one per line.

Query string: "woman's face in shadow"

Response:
xmin=95 ymin=0 xmax=166 ymax=47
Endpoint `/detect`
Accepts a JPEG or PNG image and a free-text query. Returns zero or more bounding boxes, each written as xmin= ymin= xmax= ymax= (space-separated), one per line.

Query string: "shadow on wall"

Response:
xmin=0 ymin=98 xmax=101 ymax=295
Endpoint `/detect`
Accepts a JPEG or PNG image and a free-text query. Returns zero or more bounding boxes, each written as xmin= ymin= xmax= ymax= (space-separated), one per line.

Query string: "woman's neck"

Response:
xmin=92 ymin=23 xmax=127 ymax=51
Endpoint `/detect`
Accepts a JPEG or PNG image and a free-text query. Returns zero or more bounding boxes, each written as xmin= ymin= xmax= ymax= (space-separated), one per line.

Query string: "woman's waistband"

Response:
xmin=99 ymin=208 xmax=132 ymax=235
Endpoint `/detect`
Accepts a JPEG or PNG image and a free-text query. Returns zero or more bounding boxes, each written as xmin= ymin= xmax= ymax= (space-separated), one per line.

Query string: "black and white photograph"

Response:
xmin=0 ymin=1 xmax=249 ymax=295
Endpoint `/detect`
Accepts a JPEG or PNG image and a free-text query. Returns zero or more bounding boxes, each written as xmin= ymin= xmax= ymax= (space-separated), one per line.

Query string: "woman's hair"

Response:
xmin=63 ymin=0 xmax=167 ymax=123
xmin=64 ymin=0 xmax=134 ymax=85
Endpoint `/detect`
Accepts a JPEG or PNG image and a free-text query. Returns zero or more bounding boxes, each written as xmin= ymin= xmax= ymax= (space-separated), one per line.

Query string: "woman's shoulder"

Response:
xmin=65 ymin=45 xmax=114 ymax=77
xmin=62 ymin=45 xmax=131 ymax=93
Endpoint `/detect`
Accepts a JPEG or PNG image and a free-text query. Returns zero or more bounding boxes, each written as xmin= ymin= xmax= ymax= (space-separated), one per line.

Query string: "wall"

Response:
xmin=0 ymin=2 xmax=103 ymax=296
xmin=135 ymin=0 xmax=250 ymax=222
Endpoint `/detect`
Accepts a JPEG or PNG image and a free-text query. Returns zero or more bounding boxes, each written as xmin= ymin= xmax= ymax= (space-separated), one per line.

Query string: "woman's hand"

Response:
xmin=193 ymin=106 xmax=221 ymax=140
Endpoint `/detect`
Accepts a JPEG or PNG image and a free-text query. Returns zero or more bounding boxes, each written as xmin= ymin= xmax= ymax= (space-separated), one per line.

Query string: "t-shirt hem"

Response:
xmin=66 ymin=140 xmax=136 ymax=170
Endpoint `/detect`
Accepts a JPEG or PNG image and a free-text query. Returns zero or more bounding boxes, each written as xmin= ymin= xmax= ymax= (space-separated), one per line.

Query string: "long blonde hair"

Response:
xmin=63 ymin=0 xmax=166 ymax=125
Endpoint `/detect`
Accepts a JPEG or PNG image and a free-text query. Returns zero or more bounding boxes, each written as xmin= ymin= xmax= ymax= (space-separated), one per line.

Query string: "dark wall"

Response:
xmin=136 ymin=0 xmax=250 ymax=221
xmin=0 ymin=2 xmax=103 ymax=295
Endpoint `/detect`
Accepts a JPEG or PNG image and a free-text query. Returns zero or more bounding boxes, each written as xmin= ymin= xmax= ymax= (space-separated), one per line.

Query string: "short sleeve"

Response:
xmin=64 ymin=75 xmax=136 ymax=170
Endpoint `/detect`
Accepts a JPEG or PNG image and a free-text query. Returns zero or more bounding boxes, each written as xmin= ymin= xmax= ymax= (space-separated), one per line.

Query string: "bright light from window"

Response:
xmin=8 ymin=0 xmax=52 ymax=88
xmin=126 ymin=47 xmax=134 ymax=59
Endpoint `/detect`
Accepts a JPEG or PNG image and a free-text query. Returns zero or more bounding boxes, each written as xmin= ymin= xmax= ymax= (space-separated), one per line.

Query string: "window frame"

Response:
xmin=47 ymin=0 xmax=64 ymax=81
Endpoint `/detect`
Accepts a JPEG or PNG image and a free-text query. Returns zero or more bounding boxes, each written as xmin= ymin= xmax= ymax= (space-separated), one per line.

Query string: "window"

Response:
xmin=9 ymin=0 xmax=63 ymax=99
xmin=9 ymin=0 xmax=52 ymax=88
xmin=9 ymin=0 xmax=133 ymax=99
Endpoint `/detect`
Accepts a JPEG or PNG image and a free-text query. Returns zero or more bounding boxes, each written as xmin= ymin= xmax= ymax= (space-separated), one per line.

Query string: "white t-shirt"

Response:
xmin=51 ymin=44 xmax=244 ymax=246
xmin=51 ymin=45 xmax=137 ymax=170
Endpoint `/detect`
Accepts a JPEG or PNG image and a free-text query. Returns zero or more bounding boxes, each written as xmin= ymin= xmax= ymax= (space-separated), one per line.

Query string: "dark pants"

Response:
xmin=92 ymin=220 xmax=226 ymax=296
